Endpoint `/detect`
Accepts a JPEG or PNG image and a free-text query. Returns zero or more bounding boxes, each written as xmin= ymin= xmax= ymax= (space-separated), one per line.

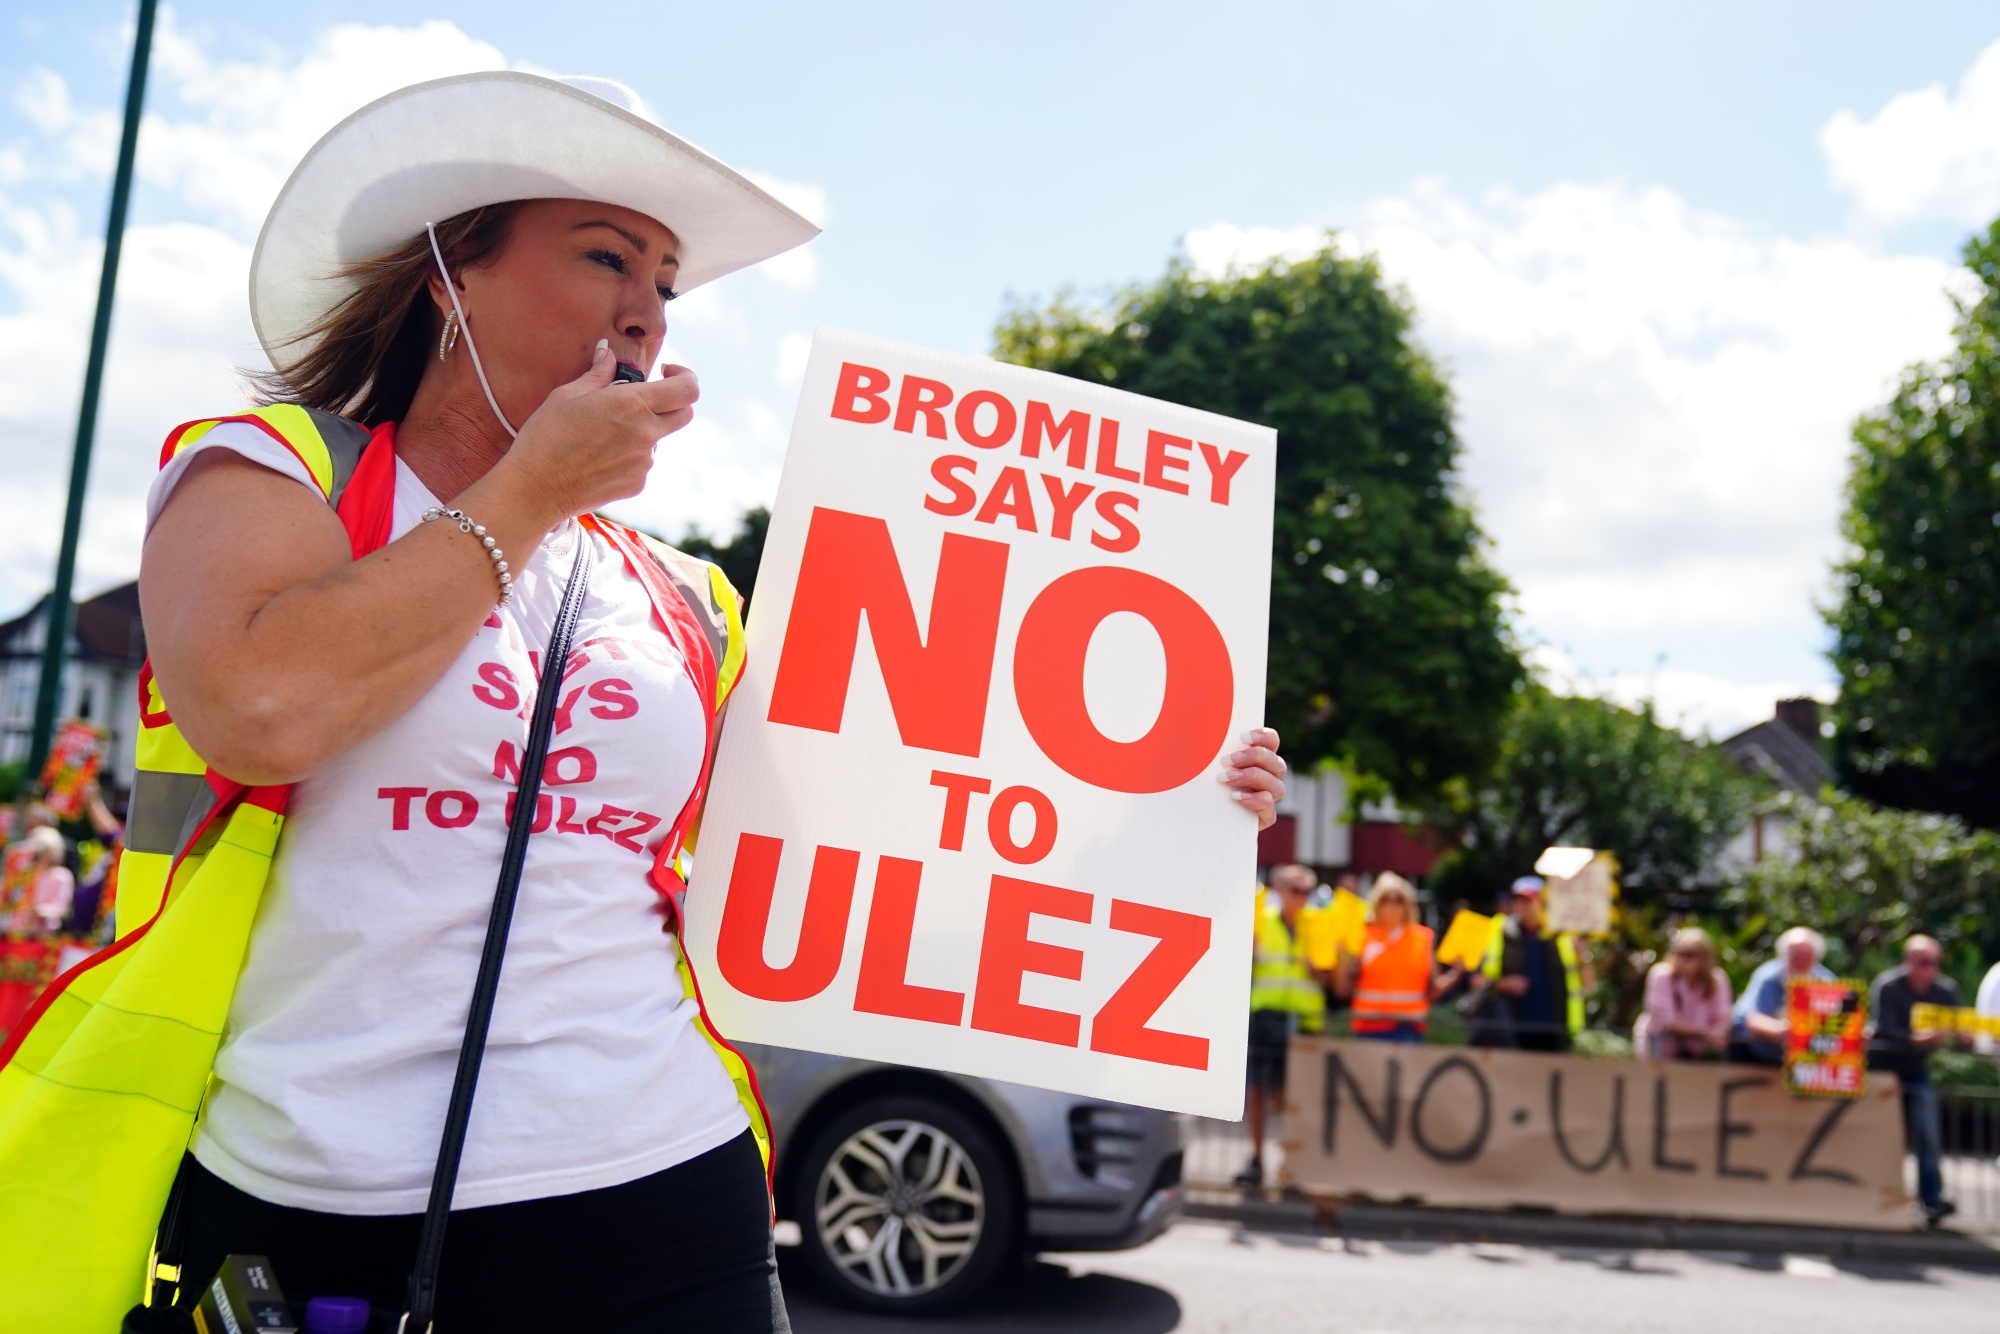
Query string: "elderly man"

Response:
xmin=1480 ymin=877 xmax=1592 ymax=1052
xmin=1240 ymin=863 xmax=1332 ymax=1186
xmin=1870 ymin=935 xmax=1971 ymax=1224
xmin=1730 ymin=926 xmax=1834 ymax=1064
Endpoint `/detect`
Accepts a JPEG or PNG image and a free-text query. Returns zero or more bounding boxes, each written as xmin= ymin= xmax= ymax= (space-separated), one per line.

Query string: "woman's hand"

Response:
xmin=484 ymin=341 xmax=699 ymax=523
xmin=1220 ymin=727 xmax=1286 ymax=830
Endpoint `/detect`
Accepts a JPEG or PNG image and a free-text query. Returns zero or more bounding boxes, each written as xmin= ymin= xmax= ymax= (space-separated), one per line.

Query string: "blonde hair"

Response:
xmin=1667 ymin=926 xmax=1718 ymax=998
xmin=1366 ymin=872 xmax=1416 ymax=923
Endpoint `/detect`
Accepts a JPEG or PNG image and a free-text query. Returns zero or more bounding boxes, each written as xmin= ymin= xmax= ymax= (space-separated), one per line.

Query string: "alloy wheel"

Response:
xmin=811 ymin=1117 xmax=986 ymax=1298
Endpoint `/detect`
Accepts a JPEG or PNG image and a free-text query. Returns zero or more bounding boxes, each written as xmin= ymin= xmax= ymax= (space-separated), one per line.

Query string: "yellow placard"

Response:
xmin=1912 ymin=1003 xmax=2000 ymax=1036
xmin=1435 ymin=909 xmax=1494 ymax=969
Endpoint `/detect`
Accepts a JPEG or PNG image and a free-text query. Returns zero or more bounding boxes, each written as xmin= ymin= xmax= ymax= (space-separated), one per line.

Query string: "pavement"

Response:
xmin=782 ymin=1217 xmax=2000 ymax=1333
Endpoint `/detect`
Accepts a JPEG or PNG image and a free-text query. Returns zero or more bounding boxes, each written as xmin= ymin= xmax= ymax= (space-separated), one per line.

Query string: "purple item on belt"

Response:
xmin=302 ymin=1296 xmax=371 ymax=1333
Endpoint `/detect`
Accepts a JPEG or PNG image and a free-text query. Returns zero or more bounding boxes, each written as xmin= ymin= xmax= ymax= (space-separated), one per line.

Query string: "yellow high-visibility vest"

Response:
xmin=0 ymin=406 xmax=759 ymax=1331
xmin=1481 ymin=916 xmax=1585 ymax=1035
xmin=1250 ymin=899 xmax=1325 ymax=1032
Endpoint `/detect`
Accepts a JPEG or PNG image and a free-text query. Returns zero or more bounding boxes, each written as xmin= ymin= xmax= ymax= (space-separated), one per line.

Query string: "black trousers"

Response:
xmin=172 ymin=1128 xmax=788 ymax=1332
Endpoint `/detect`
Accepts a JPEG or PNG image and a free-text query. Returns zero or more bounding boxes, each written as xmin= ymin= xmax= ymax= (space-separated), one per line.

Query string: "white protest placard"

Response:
xmin=683 ymin=328 xmax=1276 ymax=1118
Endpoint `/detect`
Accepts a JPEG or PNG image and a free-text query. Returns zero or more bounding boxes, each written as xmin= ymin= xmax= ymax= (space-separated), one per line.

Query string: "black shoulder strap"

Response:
xmin=401 ymin=535 xmax=593 ymax=1332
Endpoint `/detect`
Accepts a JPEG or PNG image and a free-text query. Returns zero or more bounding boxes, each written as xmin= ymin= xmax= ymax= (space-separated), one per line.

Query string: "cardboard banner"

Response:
xmin=1281 ymin=1038 xmax=1909 ymax=1228
xmin=1784 ymin=979 xmax=1868 ymax=1098
xmin=685 ymin=329 xmax=1276 ymax=1117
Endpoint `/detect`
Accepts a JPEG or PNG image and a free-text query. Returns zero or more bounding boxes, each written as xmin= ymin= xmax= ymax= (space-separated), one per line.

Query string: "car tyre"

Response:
xmin=790 ymin=1093 xmax=1020 ymax=1315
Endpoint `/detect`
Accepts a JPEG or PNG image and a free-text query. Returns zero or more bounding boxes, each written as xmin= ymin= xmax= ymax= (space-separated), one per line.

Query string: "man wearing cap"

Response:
xmin=1480 ymin=876 xmax=1592 ymax=1052
xmin=1240 ymin=863 xmax=1333 ymax=1186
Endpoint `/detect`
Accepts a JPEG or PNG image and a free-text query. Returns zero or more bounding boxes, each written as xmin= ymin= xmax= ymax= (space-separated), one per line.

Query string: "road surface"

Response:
xmin=783 ymin=1219 xmax=2000 ymax=1333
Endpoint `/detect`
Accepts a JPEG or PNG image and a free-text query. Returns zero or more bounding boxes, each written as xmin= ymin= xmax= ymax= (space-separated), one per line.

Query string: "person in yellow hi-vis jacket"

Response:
xmin=1240 ymin=864 xmax=1333 ymax=1186
xmin=0 ymin=75 xmax=1295 ymax=1333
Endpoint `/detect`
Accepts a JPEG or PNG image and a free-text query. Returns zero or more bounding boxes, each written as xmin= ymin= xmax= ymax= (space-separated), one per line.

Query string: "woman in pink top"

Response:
xmin=1634 ymin=927 xmax=1733 ymax=1060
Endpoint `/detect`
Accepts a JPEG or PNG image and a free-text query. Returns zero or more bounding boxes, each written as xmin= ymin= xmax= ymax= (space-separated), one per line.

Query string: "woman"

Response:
xmin=1335 ymin=873 xmax=1457 ymax=1043
xmin=123 ymin=74 xmax=1287 ymax=1328
xmin=1634 ymin=927 xmax=1732 ymax=1060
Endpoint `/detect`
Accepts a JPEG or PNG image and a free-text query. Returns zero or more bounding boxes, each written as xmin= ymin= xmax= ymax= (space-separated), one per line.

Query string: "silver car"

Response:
xmin=740 ymin=1042 xmax=1185 ymax=1315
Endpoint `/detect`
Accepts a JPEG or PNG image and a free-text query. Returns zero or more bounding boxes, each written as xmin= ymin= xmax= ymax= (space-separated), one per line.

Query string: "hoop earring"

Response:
xmin=438 ymin=310 xmax=461 ymax=362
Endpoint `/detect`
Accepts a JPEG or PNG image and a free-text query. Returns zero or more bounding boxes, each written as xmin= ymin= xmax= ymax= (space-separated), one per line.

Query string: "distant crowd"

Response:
xmin=0 ymin=786 xmax=125 ymax=1036
xmin=1245 ymin=863 xmax=2000 ymax=1226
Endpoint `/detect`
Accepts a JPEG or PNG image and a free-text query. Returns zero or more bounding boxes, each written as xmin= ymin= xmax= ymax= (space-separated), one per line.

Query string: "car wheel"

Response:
xmin=791 ymin=1093 xmax=1020 ymax=1314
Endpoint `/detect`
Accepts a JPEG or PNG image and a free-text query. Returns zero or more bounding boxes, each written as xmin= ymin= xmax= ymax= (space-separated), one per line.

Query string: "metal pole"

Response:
xmin=25 ymin=0 xmax=158 ymax=782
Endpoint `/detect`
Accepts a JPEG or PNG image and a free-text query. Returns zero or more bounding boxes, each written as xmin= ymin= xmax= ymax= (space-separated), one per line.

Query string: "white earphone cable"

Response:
xmin=426 ymin=221 xmax=518 ymax=439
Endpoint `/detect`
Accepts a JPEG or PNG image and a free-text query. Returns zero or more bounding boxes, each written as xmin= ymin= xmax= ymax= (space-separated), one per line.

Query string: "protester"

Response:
xmin=1978 ymin=955 xmax=2000 ymax=1058
xmin=1632 ymin=927 xmax=1732 ymax=1060
xmin=4 ymin=826 xmax=74 ymax=937
xmin=1242 ymin=864 xmax=1330 ymax=1185
xmin=1479 ymin=877 xmax=1591 ymax=1052
xmin=1869 ymin=935 xmax=1970 ymax=1225
xmin=1334 ymin=872 xmax=1459 ymax=1043
xmin=1729 ymin=926 xmax=1833 ymax=1065
xmin=2 ymin=70 xmax=1297 ymax=1328
xmin=0 ymin=823 xmax=74 ymax=1038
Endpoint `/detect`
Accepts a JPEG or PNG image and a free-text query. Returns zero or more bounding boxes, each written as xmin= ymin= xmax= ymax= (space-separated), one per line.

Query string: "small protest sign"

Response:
xmin=1913 ymin=1002 xmax=2000 ymax=1038
xmin=1434 ymin=909 xmax=1493 ymax=970
xmin=37 ymin=721 xmax=104 ymax=821
xmin=1783 ymin=978 xmax=1867 ymax=1098
xmin=685 ymin=329 xmax=1276 ymax=1117
xmin=1535 ymin=846 xmax=1614 ymax=936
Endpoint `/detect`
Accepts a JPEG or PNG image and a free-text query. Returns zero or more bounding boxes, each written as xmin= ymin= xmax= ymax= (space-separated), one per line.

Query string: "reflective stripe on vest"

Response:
xmin=1481 ymin=919 xmax=1585 ymax=1035
xmin=1351 ymin=922 xmax=1434 ymax=1026
xmin=0 ymin=413 xmax=755 ymax=1329
xmin=1250 ymin=902 xmax=1324 ymax=1031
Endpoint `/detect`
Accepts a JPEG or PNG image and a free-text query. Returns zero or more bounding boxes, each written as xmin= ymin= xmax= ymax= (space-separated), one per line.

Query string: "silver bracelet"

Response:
xmin=422 ymin=506 xmax=513 ymax=607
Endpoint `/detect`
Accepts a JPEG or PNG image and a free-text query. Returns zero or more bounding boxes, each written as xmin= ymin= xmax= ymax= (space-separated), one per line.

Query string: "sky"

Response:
xmin=7 ymin=1 xmax=2000 ymax=738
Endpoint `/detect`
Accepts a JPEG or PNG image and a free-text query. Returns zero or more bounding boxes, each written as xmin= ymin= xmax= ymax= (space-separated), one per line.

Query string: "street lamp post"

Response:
xmin=25 ymin=0 xmax=159 ymax=781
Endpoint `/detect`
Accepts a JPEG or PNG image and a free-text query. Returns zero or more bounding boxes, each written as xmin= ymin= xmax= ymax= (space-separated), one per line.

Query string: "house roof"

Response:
xmin=1722 ymin=716 xmax=1832 ymax=797
xmin=0 ymin=582 xmax=145 ymax=665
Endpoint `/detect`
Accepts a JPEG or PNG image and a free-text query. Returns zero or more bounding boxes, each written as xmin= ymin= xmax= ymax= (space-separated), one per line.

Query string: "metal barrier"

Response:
xmin=1940 ymin=1087 xmax=2000 ymax=1231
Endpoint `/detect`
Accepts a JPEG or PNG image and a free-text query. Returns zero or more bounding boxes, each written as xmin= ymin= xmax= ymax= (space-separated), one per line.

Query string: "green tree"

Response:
xmin=674 ymin=506 xmax=770 ymax=608
xmin=1830 ymin=221 xmax=2000 ymax=829
xmin=1723 ymin=790 xmax=2000 ymax=991
xmin=1432 ymin=684 xmax=1760 ymax=908
xmin=994 ymin=241 xmax=1521 ymax=802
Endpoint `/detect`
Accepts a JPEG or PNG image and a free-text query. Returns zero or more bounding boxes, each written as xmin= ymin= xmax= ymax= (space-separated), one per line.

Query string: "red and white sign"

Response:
xmin=684 ymin=329 xmax=1275 ymax=1117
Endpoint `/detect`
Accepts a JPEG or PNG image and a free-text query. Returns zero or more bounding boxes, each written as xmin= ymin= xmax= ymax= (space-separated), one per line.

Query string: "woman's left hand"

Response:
xmin=1220 ymin=727 xmax=1286 ymax=831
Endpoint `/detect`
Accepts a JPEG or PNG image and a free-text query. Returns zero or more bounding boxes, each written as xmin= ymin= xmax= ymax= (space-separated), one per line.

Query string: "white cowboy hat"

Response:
xmin=250 ymin=71 xmax=820 ymax=372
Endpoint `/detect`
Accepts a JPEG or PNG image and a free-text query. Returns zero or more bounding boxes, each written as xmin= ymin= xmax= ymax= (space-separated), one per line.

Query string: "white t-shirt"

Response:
xmin=153 ymin=422 xmax=747 ymax=1214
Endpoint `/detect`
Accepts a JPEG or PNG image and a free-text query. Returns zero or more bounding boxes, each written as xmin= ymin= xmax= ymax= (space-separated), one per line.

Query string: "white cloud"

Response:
xmin=1187 ymin=175 xmax=1964 ymax=725
xmin=1525 ymin=645 xmax=1830 ymax=742
xmin=1821 ymin=38 xmax=2000 ymax=229
xmin=0 ymin=20 xmax=824 ymax=613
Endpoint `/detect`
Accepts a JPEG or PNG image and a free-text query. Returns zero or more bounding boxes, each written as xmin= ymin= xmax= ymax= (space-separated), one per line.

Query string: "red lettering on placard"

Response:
xmin=1015 ymin=566 xmax=1233 ymax=793
xmin=1197 ymin=442 xmax=1250 ymax=505
xmin=544 ymin=746 xmax=596 ymax=785
xmin=930 ymin=770 xmax=992 ymax=851
xmin=504 ymin=791 xmax=553 ymax=833
xmin=426 ymin=790 xmax=478 ymax=829
xmin=555 ymin=796 xmax=589 ymax=834
xmin=894 ymin=376 xmax=954 ymax=439
xmin=1095 ymin=419 xmax=1141 ymax=483
xmin=971 ymin=874 xmax=1091 ymax=1046
xmin=768 ymin=508 xmax=1009 ymax=756
xmin=954 ymin=389 xmax=1017 ymax=449
xmin=715 ymin=834 xmax=859 ymax=1002
xmin=1041 ymin=475 xmax=1095 ymax=540
xmin=586 ymin=678 xmax=638 ymax=720
xmin=925 ymin=455 xmax=979 ymax=516
xmin=1144 ymin=430 xmax=1192 ymax=496
xmin=854 ymin=855 xmax=964 ymax=1025
xmin=1089 ymin=899 xmax=1211 ymax=1069
xmin=831 ymin=362 xmax=892 ymax=423
xmin=1023 ymin=402 xmax=1090 ymax=468
xmin=1090 ymin=491 xmax=1140 ymax=553
xmin=472 ymin=662 xmax=520 ymax=711
xmin=974 ymin=467 xmax=1038 ymax=533
xmin=379 ymin=787 xmax=426 ymax=830
xmin=987 ymin=785 xmax=1057 ymax=864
